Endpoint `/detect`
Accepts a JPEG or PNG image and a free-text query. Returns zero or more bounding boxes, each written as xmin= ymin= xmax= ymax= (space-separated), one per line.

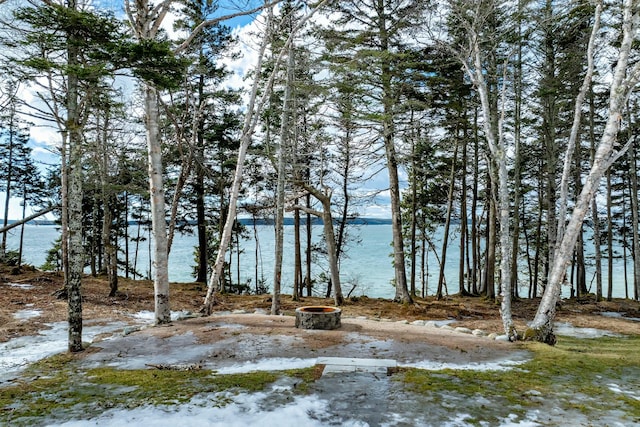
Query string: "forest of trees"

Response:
xmin=1 ymin=0 xmax=640 ymax=348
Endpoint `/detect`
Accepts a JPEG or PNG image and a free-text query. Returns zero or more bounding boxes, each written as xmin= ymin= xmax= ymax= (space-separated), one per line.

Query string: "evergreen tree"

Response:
xmin=322 ymin=0 xmax=431 ymax=304
xmin=169 ymin=0 xmax=241 ymax=286
xmin=12 ymin=2 xmax=127 ymax=351
xmin=0 ymin=98 xmax=33 ymax=260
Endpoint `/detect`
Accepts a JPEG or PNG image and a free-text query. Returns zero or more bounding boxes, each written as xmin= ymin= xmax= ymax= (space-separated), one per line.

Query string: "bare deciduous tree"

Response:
xmin=526 ymin=0 xmax=640 ymax=343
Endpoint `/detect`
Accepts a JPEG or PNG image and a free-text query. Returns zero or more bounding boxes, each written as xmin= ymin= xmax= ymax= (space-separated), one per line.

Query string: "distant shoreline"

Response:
xmin=6 ymin=217 xmax=393 ymax=226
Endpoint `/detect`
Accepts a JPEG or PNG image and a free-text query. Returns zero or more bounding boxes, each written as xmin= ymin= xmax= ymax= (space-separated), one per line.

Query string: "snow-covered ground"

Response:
xmin=1 ymin=311 xmax=636 ymax=427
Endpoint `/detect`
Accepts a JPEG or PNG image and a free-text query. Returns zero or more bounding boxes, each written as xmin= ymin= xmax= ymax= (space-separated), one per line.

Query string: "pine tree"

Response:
xmin=0 ymin=98 xmax=33 ymax=260
xmin=322 ymin=0 xmax=431 ymax=304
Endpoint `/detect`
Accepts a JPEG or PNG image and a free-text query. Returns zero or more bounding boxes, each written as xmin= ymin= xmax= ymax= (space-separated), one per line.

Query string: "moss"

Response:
xmin=0 ymin=354 xmax=318 ymax=426
xmin=399 ymin=335 xmax=640 ymax=422
xmin=3 ymin=336 xmax=640 ymax=425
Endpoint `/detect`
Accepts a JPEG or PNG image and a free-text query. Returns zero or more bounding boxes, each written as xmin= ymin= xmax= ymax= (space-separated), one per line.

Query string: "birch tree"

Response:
xmin=448 ymin=0 xmax=517 ymax=340
xmin=124 ymin=0 xmax=176 ymax=324
xmin=526 ymin=0 xmax=640 ymax=343
xmin=124 ymin=0 xmax=282 ymax=321
xmin=203 ymin=0 xmax=333 ymax=315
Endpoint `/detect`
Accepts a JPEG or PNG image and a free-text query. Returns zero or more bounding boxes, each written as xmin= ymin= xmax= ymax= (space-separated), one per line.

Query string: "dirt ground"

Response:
xmin=1 ymin=265 xmax=639 ymax=357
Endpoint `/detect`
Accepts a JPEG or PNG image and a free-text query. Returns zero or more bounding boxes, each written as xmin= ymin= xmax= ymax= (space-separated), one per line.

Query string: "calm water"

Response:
xmin=2 ymin=223 xmax=634 ymax=299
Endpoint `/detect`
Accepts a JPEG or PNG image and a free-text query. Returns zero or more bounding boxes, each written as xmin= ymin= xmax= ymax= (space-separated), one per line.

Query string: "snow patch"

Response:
xmin=50 ymin=390 xmax=363 ymax=427
xmin=601 ymin=312 xmax=640 ymax=322
xmin=130 ymin=310 xmax=194 ymax=322
xmin=5 ymin=282 xmax=34 ymax=289
xmin=0 ymin=321 xmax=129 ymax=384
xmin=608 ymin=383 xmax=640 ymax=401
xmin=13 ymin=308 xmax=42 ymax=320
xmin=554 ymin=322 xmax=621 ymax=338
xmin=214 ymin=357 xmax=316 ymax=375
xmin=402 ymin=357 xmax=528 ymax=372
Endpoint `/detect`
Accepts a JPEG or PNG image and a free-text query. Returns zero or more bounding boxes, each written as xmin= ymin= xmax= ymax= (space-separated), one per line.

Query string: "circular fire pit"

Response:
xmin=295 ymin=306 xmax=341 ymax=330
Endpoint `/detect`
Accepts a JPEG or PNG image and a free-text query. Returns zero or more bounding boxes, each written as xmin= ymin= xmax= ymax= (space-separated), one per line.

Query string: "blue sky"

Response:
xmin=2 ymin=1 xmax=393 ymax=221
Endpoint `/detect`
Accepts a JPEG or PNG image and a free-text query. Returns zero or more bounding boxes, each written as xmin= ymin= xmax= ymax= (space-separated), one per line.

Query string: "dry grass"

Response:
xmin=1 ymin=264 xmax=639 ymax=343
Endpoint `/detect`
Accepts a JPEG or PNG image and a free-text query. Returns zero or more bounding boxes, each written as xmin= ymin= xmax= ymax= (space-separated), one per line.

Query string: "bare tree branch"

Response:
xmin=175 ymin=0 xmax=282 ymax=53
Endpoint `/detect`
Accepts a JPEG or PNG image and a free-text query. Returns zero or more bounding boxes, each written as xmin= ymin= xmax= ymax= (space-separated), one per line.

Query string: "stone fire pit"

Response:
xmin=295 ymin=306 xmax=341 ymax=330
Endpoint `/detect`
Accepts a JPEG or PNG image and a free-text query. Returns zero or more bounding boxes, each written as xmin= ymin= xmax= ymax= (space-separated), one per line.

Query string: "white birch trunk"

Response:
xmin=463 ymin=25 xmax=516 ymax=340
xmin=203 ymin=9 xmax=272 ymax=313
xmin=526 ymin=0 xmax=640 ymax=343
xmin=203 ymin=0 xmax=333 ymax=314
xmin=124 ymin=0 xmax=174 ymax=324
xmin=551 ymin=1 xmax=601 ymax=274
xmin=145 ymin=84 xmax=171 ymax=324
xmin=271 ymin=126 xmax=285 ymax=315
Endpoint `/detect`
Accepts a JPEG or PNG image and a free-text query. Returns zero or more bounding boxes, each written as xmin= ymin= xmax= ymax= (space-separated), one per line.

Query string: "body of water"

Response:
xmin=2 ymin=223 xmax=635 ymax=299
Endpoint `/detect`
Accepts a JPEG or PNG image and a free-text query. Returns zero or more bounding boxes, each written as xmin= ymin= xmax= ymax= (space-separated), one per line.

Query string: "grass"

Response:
xmin=399 ymin=335 xmax=640 ymax=425
xmin=1 ymin=356 xmax=318 ymax=426
xmin=1 ymin=336 xmax=640 ymax=426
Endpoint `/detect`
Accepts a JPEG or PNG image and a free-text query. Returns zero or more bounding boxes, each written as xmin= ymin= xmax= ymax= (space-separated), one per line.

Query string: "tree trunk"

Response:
xmin=204 ymin=1 xmax=333 ymax=314
xmin=459 ymin=20 xmax=515 ymax=338
xmin=572 ymin=132 xmax=587 ymax=298
xmin=605 ymin=170 xmax=613 ymax=301
xmin=589 ymin=86 xmax=603 ymax=300
xmin=484 ymin=187 xmax=496 ymax=300
xmin=66 ymin=0 xmax=83 ymax=352
xmin=195 ymin=166 xmax=208 ymax=283
xmin=271 ymin=34 xmax=296 ymax=316
xmin=1 ymin=113 xmax=14 ymax=260
xmin=630 ymin=147 xmax=640 ymax=301
xmin=17 ymin=188 xmax=27 ymax=268
xmin=509 ymin=1 xmax=524 ymax=300
xmin=323 ymin=208 xmax=343 ymax=306
xmin=124 ymin=192 xmax=130 ymax=279
xmin=436 ymin=143 xmax=459 ymax=299
xmin=0 ymin=206 xmax=57 ymax=234
xmin=460 ymin=121 xmax=469 ymax=296
xmin=145 ymin=84 xmax=171 ymax=324
xmin=103 ymin=194 xmax=118 ymax=297
xmin=293 ymin=205 xmax=301 ymax=301
xmin=527 ymin=0 xmax=639 ymax=342
xmin=306 ymin=194 xmax=312 ymax=297
xmin=471 ymin=107 xmax=480 ymax=295
xmin=99 ymin=111 xmax=118 ymax=297
xmin=294 ymin=189 xmax=344 ymax=306
xmin=60 ymin=134 xmax=70 ymax=285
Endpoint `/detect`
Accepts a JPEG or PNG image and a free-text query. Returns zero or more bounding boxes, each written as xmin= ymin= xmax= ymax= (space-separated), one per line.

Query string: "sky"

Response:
xmin=1 ymin=1 xmax=394 ymax=221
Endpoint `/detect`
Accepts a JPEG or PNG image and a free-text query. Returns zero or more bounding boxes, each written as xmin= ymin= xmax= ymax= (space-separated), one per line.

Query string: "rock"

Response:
xmin=173 ymin=311 xmax=193 ymax=320
xmin=424 ymin=321 xmax=439 ymax=328
xmin=122 ymin=326 xmax=141 ymax=336
xmin=411 ymin=320 xmax=426 ymax=326
xmin=472 ymin=329 xmax=487 ymax=336
xmin=454 ymin=327 xmax=473 ymax=334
